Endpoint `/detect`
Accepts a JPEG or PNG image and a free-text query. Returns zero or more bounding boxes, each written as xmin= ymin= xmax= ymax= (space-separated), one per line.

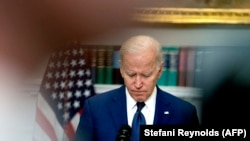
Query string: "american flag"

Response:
xmin=32 ymin=43 xmax=96 ymax=141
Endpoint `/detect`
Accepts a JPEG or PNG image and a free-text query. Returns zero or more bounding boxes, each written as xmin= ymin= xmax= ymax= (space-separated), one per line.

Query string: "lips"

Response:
xmin=131 ymin=91 xmax=146 ymax=95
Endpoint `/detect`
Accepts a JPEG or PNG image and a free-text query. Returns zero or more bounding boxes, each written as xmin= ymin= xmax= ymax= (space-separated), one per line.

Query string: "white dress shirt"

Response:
xmin=126 ymin=86 xmax=156 ymax=127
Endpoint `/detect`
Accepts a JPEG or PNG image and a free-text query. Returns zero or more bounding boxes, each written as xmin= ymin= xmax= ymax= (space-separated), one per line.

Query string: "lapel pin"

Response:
xmin=164 ymin=111 xmax=169 ymax=115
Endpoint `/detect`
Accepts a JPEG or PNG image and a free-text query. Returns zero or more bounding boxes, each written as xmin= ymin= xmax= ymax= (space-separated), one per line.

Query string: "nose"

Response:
xmin=134 ymin=75 xmax=143 ymax=88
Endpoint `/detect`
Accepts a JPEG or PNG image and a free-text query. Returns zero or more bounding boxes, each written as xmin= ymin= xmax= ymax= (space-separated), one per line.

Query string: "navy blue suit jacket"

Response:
xmin=74 ymin=85 xmax=199 ymax=141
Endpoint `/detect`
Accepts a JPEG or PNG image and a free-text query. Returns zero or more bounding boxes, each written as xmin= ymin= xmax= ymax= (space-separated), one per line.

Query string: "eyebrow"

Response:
xmin=125 ymin=67 xmax=156 ymax=76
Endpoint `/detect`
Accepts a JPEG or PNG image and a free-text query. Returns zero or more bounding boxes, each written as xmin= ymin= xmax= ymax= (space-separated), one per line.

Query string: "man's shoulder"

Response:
xmin=157 ymin=86 xmax=195 ymax=107
xmin=87 ymin=85 xmax=125 ymax=101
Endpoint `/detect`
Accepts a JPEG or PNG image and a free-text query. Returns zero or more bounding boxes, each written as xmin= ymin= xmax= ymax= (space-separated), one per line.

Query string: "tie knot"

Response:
xmin=136 ymin=102 xmax=145 ymax=112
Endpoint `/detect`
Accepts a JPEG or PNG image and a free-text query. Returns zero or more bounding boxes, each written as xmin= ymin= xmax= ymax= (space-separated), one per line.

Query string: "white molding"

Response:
xmin=94 ymin=84 xmax=203 ymax=99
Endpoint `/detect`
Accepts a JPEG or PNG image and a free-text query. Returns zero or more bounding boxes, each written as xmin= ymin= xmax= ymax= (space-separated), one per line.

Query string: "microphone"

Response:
xmin=116 ymin=125 xmax=131 ymax=141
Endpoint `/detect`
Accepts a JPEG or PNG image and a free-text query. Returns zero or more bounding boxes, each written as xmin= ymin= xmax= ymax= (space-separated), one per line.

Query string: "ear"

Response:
xmin=119 ymin=67 xmax=123 ymax=77
xmin=119 ymin=60 xmax=124 ymax=78
xmin=157 ymin=61 xmax=164 ymax=79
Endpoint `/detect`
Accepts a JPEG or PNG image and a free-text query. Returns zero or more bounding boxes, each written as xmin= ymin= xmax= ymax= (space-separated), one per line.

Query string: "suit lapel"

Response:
xmin=153 ymin=87 xmax=173 ymax=125
xmin=108 ymin=85 xmax=174 ymax=127
xmin=109 ymin=85 xmax=128 ymax=129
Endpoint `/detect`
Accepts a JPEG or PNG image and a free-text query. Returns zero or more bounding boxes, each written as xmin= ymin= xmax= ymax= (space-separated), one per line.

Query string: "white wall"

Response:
xmin=0 ymin=92 xmax=37 ymax=141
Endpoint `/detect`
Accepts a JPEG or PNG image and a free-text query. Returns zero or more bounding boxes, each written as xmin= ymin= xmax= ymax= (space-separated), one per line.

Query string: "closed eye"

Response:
xmin=127 ymin=73 xmax=136 ymax=78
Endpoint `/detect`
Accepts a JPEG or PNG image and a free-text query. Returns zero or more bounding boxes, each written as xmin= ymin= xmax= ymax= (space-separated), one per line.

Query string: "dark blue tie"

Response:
xmin=131 ymin=102 xmax=146 ymax=141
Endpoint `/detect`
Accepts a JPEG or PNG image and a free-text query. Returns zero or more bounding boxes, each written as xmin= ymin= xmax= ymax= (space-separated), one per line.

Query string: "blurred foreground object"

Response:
xmin=200 ymin=46 xmax=250 ymax=127
xmin=0 ymin=1 xmax=138 ymax=140
xmin=0 ymin=0 xmax=138 ymax=89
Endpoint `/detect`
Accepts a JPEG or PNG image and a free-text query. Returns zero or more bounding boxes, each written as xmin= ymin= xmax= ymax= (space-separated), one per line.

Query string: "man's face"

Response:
xmin=120 ymin=47 xmax=162 ymax=102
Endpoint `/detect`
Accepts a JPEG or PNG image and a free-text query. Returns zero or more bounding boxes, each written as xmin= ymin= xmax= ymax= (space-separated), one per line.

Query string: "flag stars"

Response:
xmin=77 ymin=69 xmax=84 ymax=77
xmin=63 ymin=112 xmax=69 ymax=121
xmin=63 ymin=60 xmax=69 ymax=68
xmin=85 ymin=79 xmax=92 ymax=87
xmin=53 ymin=82 xmax=59 ymax=89
xmin=68 ymin=81 xmax=74 ymax=88
xmin=70 ymin=59 xmax=77 ymax=67
xmin=40 ymin=47 xmax=97 ymax=128
xmin=69 ymin=70 xmax=76 ymax=78
xmin=72 ymin=49 xmax=78 ymax=56
xmin=77 ymin=80 xmax=83 ymax=88
xmin=51 ymin=92 xmax=57 ymax=100
xmin=48 ymin=62 xmax=55 ymax=68
xmin=57 ymin=102 xmax=63 ymax=110
xmin=75 ymin=90 xmax=81 ymax=98
xmin=46 ymin=72 xmax=53 ymax=79
xmin=60 ymin=81 xmax=66 ymax=89
xmin=79 ymin=59 xmax=85 ymax=66
xmin=55 ymin=72 xmax=60 ymax=79
xmin=65 ymin=102 xmax=71 ymax=109
xmin=59 ymin=92 xmax=64 ymax=99
xmin=61 ymin=71 xmax=67 ymax=78
xmin=67 ymin=91 xmax=73 ymax=99
xmin=85 ymin=69 xmax=91 ymax=77
xmin=79 ymin=48 xmax=84 ymax=56
xmin=84 ymin=89 xmax=90 ymax=97
xmin=73 ymin=100 xmax=80 ymax=109
xmin=45 ymin=82 xmax=51 ymax=89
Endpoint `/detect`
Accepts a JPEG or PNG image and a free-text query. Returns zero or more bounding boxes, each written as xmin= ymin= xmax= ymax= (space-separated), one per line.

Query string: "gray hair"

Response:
xmin=119 ymin=35 xmax=163 ymax=68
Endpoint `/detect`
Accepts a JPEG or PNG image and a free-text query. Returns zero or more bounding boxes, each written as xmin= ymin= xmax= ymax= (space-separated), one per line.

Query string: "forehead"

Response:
xmin=122 ymin=42 xmax=157 ymax=58
xmin=122 ymin=53 xmax=157 ymax=72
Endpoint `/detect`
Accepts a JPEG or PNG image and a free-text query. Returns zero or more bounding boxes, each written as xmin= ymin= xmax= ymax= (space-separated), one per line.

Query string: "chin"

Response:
xmin=134 ymin=96 xmax=146 ymax=102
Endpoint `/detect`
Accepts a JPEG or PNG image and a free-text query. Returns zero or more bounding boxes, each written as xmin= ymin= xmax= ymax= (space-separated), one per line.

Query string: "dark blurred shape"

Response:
xmin=116 ymin=125 xmax=132 ymax=141
xmin=0 ymin=0 xmax=138 ymax=84
xmin=26 ymin=0 xmax=137 ymax=41
xmin=200 ymin=46 xmax=250 ymax=127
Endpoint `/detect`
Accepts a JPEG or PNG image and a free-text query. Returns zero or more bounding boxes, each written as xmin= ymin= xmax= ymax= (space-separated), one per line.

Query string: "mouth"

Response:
xmin=131 ymin=92 xmax=146 ymax=101
xmin=131 ymin=91 xmax=146 ymax=95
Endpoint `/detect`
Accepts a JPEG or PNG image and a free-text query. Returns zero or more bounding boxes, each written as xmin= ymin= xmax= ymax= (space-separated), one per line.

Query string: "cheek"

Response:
xmin=144 ymin=81 xmax=156 ymax=91
xmin=123 ymin=78 xmax=133 ymax=87
xmin=148 ymin=74 xmax=159 ymax=83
